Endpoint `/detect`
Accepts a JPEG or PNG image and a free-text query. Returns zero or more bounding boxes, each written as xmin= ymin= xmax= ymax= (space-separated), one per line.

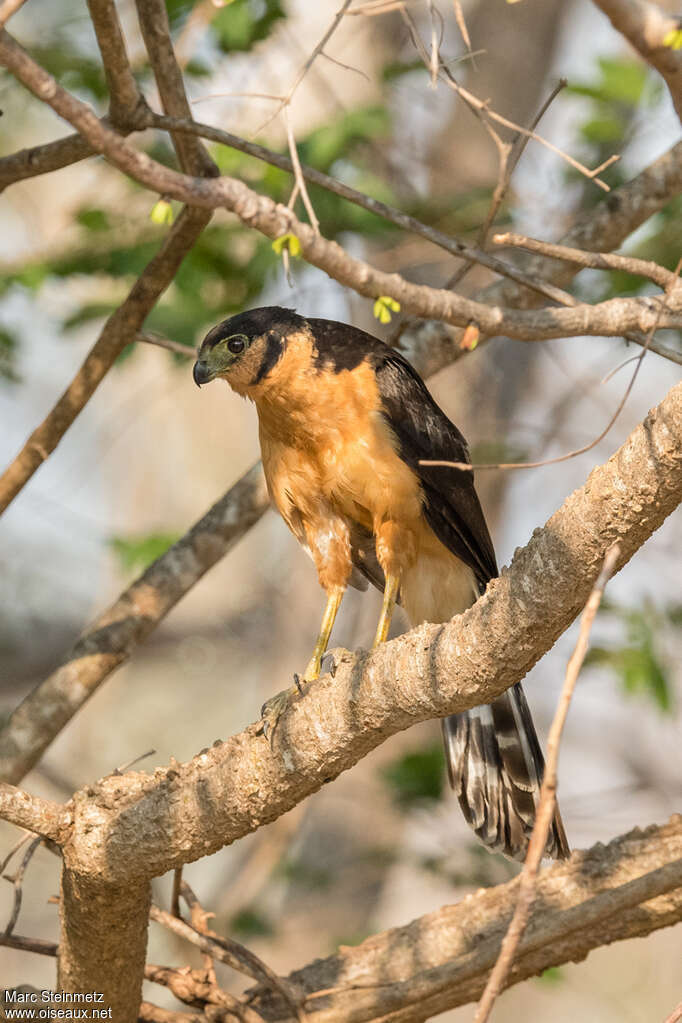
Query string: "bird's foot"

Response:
xmin=260 ymin=671 xmax=311 ymax=743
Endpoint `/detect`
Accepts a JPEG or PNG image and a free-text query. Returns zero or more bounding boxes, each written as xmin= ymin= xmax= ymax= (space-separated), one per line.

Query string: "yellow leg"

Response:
xmin=303 ymin=587 xmax=345 ymax=681
xmin=372 ymin=573 xmax=400 ymax=649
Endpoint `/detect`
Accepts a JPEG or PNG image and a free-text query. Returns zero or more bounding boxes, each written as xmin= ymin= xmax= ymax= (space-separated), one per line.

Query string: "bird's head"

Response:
xmin=193 ymin=306 xmax=303 ymax=394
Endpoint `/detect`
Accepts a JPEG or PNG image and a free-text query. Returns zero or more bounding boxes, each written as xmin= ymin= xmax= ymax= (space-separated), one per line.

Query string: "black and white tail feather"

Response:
xmin=442 ymin=684 xmax=569 ymax=861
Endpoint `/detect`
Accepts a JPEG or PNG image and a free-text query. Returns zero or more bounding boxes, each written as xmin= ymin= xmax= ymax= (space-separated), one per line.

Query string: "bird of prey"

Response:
xmin=193 ymin=306 xmax=569 ymax=861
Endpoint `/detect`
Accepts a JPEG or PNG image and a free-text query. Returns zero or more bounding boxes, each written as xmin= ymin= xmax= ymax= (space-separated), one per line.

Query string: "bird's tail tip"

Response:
xmin=442 ymin=682 xmax=570 ymax=862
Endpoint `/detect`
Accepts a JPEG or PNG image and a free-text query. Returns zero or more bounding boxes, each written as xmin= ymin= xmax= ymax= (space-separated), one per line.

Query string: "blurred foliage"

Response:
xmin=382 ymin=743 xmax=445 ymax=808
xmin=211 ymin=0 xmax=285 ymax=53
xmin=565 ymin=56 xmax=679 ymax=330
xmin=536 ymin=966 xmax=565 ymax=986
xmin=585 ymin=599 xmax=677 ymax=713
xmin=566 ymin=58 xmax=660 ymax=193
xmin=229 ymin=907 xmax=274 ymax=938
xmin=0 ymin=327 xmax=20 ymax=384
xmin=109 ymin=532 xmax=182 ymax=574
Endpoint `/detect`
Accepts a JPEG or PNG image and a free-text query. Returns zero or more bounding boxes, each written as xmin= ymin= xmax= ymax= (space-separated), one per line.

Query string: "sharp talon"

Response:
xmin=259 ymin=688 xmax=295 ymax=746
xmin=293 ymin=672 xmax=303 ymax=694
xmin=321 ymin=652 xmax=337 ymax=677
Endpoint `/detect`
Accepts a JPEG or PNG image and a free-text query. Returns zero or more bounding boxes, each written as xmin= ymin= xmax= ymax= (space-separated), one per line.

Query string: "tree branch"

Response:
xmin=591 ymin=0 xmax=682 ymax=122
xmin=55 ymin=378 xmax=681 ymax=885
xmin=396 ymin=138 xmax=682 ymax=377
xmin=134 ymin=0 xmax=216 ymax=177
xmin=492 ymin=230 xmax=678 ymax=290
xmin=1 ymin=30 xmax=680 ymax=343
xmin=0 ymin=781 xmax=69 ymax=842
xmin=57 ymin=868 xmax=151 ymax=1023
xmin=248 ymin=817 xmax=682 ymax=1022
xmin=86 ymin=0 xmax=148 ymax=129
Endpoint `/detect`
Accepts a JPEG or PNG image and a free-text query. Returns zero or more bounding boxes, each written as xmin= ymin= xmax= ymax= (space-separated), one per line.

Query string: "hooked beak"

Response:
xmin=193 ymin=359 xmax=214 ymax=387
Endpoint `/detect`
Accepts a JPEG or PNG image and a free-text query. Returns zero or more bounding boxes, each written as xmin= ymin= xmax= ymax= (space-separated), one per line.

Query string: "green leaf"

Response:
xmin=537 ymin=967 xmax=564 ymax=986
xmin=210 ymin=0 xmax=285 ymax=53
xmin=75 ymin=207 xmax=111 ymax=232
xmin=373 ymin=295 xmax=400 ymax=324
xmin=382 ymin=744 xmax=445 ymax=808
xmin=109 ymin=533 xmax=182 ymax=574
xmin=271 ymin=232 xmax=301 ymax=257
xmin=230 ymin=908 xmax=274 ymax=938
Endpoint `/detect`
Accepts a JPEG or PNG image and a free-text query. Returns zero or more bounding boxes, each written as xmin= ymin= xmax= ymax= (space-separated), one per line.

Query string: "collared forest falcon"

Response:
xmin=193 ymin=306 xmax=569 ymax=861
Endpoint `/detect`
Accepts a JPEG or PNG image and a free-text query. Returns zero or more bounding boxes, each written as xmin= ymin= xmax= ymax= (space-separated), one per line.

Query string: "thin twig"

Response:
xmin=2 ymin=835 xmax=42 ymax=937
xmin=401 ymin=7 xmax=616 ymax=191
xmin=0 ymin=931 xmax=58 ymax=956
xmin=137 ymin=331 xmax=198 ymax=358
xmin=150 ymin=905 xmax=306 ymax=1022
xmin=474 ymin=543 xmax=621 ymax=1023
xmin=493 ymin=231 xmax=678 ymax=289
xmin=171 ymin=867 xmax=183 ymax=919
xmin=256 ymin=0 xmax=353 ymax=133
xmin=284 ymin=106 xmax=319 ymax=234
xmin=180 ymin=880 xmax=218 ymax=986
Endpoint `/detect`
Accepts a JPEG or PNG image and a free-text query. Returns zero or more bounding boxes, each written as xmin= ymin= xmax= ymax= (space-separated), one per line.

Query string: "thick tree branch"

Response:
xmin=249 ymin=817 xmax=682 ymax=1022
xmin=1 ymin=30 xmax=680 ymax=342
xmin=57 ymin=868 xmax=151 ymax=1023
xmin=53 ymin=378 xmax=681 ymax=885
xmin=591 ymin=0 xmax=682 ymax=122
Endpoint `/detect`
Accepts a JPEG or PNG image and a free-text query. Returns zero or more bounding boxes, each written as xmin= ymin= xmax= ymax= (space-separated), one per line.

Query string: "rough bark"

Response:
xmin=57 ymin=868 xmax=151 ymax=1023
xmin=249 ymin=817 xmax=682 ymax=1022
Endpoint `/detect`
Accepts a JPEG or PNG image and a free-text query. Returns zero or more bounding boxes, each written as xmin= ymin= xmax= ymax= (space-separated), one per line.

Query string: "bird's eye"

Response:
xmin=227 ymin=336 xmax=246 ymax=355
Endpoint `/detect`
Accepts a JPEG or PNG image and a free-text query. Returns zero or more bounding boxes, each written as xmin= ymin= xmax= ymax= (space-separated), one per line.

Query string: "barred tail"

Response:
xmin=442 ymin=682 xmax=569 ymax=861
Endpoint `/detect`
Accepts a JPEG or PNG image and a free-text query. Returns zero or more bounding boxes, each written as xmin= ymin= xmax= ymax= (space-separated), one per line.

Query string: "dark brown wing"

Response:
xmin=372 ymin=351 xmax=497 ymax=590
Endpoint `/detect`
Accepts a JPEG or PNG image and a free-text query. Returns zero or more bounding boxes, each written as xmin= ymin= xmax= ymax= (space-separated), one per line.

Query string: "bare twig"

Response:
xmin=2 ymin=835 xmax=42 ymax=938
xmin=420 ymin=273 xmax=680 ymax=473
xmin=150 ymin=904 xmax=306 ymax=1022
xmin=284 ymin=106 xmax=319 ymax=234
xmin=474 ymin=543 xmax=621 ymax=1023
xmin=180 ymin=880 xmax=218 ymax=985
xmin=247 ymin=817 xmax=682 ymax=1021
xmin=257 ymin=0 xmax=353 ymax=131
xmin=0 ymin=931 xmax=58 ymax=956
xmin=493 ymin=231 xmax=678 ymax=289
xmin=136 ymin=330 xmax=198 ymax=358
xmin=401 ymin=6 xmax=617 ymax=190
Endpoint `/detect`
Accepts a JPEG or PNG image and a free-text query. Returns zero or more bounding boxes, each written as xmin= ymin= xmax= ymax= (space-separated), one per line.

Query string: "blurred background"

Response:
xmin=0 ymin=0 xmax=680 ymax=1017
